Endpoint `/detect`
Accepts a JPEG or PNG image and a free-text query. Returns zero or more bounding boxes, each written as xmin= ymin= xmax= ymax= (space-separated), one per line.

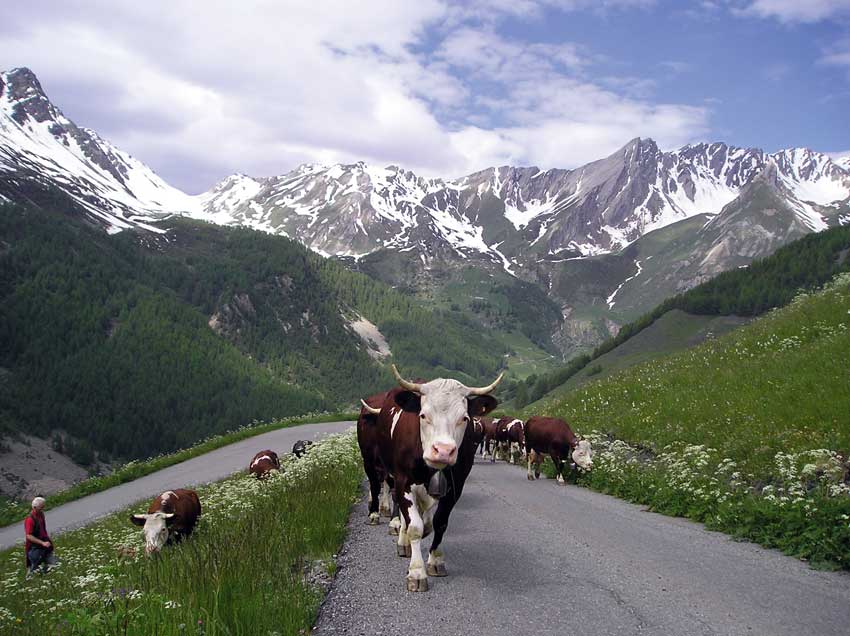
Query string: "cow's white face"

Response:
xmin=572 ymin=439 xmax=593 ymax=470
xmin=418 ymin=379 xmax=471 ymax=469
xmin=132 ymin=512 xmax=174 ymax=554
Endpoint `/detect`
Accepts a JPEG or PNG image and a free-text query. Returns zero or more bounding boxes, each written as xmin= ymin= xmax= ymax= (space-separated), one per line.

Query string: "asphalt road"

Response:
xmin=0 ymin=420 xmax=353 ymax=551
xmin=315 ymin=456 xmax=850 ymax=636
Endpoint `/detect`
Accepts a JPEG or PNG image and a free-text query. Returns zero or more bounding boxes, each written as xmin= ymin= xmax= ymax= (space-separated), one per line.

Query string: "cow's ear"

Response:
xmin=468 ymin=395 xmax=498 ymax=416
xmin=394 ymin=390 xmax=421 ymax=413
xmin=130 ymin=514 xmax=147 ymax=526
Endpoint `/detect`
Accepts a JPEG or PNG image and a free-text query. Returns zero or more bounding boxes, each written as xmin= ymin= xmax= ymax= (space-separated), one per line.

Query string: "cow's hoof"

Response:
xmin=397 ymin=544 xmax=412 ymax=558
xmin=534 ymin=473 xmax=541 ymax=480
xmin=368 ymin=513 xmax=379 ymax=525
xmin=379 ymin=506 xmax=392 ymax=518
xmin=388 ymin=518 xmax=401 ymax=536
xmin=388 ymin=525 xmax=399 ymax=536
xmin=407 ymin=576 xmax=429 ymax=592
xmin=527 ymin=473 xmax=534 ymax=481
xmin=427 ymin=563 xmax=448 ymax=577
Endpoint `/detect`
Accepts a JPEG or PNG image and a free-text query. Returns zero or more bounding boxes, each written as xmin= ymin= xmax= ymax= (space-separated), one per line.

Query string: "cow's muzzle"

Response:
xmin=426 ymin=442 xmax=457 ymax=467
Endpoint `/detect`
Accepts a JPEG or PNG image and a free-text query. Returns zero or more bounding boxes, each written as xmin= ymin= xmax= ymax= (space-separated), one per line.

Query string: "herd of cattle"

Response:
xmin=128 ymin=366 xmax=593 ymax=594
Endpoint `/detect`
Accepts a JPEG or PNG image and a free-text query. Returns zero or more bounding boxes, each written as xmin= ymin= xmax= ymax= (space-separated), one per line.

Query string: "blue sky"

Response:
xmin=1 ymin=0 xmax=848 ymax=192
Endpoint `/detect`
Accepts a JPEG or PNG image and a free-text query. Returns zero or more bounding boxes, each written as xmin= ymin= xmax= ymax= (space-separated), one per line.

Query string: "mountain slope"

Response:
xmin=511 ymin=223 xmax=850 ymax=408
xmin=0 ymin=197 xmax=507 ymax=461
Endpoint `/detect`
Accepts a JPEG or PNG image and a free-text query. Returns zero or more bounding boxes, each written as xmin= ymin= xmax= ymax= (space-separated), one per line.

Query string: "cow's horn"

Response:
xmin=392 ymin=364 xmax=422 ymax=392
xmin=360 ymin=399 xmax=381 ymax=415
xmin=466 ymin=372 xmax=504 ymax=396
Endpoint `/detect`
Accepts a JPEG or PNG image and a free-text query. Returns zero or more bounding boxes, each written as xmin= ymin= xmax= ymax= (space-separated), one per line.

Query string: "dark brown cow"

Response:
xmin=248 ymin=449 xmax=280 ymax=479
xmin=492 ymin=416 xmax=526 ymax=464
xmin=524 ymin=416 xmax=593 ymax=483
xmin=358 ymin=392 xmax=393 ymax=525
xmin=130 ymin=489 xmax=202 ymax=554
xmin=480 ymin=416 xmax=500 ymax=460
xmin=375 ymin=365 xmax=502 ymax=592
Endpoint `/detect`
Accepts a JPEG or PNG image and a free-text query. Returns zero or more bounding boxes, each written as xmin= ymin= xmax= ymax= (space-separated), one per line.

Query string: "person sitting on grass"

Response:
xmin=24 ymin=496 xmax=57 ymax=578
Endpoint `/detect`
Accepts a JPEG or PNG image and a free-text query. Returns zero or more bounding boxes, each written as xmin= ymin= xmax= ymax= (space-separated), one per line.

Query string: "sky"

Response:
xmin=1 ymin=0 xmax=849 ymax=193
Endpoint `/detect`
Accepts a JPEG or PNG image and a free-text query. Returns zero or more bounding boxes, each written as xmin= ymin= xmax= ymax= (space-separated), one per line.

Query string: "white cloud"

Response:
xmin=734 ymin=0 xmax=850 ymax=23
xmin=0 ymin=0 xmax=705 ymax=192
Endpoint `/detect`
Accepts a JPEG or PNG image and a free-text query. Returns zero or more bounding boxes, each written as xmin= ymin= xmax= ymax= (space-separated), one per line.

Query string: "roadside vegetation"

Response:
xmin=531 ymin=273 xmax=850 ymax=568
xmin=0 ymin=412 xmax=356 ymax=528
xmin=0 ymin=430 xmax=362 ymax=635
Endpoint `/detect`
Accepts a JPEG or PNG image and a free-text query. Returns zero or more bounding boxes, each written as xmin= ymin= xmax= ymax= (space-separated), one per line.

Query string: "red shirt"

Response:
xmin=24 ymin=510 xmax=50 ymax=557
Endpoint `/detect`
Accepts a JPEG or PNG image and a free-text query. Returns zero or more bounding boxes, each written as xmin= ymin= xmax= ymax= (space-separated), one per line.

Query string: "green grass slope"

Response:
xmin=529 ymin=275 xmax=850 ymax=566
xmin=546 ymin=310 xmax=750 ymax=397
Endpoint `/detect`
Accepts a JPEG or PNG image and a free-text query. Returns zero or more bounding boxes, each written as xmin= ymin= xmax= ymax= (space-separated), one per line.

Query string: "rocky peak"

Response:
xmin=2 ymin=67 xmax=60 ymax=126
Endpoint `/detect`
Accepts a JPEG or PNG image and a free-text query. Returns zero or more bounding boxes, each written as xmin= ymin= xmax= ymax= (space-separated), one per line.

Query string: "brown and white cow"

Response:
xmin=524 ymin=416 xmax=593 ymax=484
xmin=358 ymin=392 xmax=394 ymax=525
xmin=493 ymin=416 xmax=526 ymax=464
xmin=130 ymin=489 xmax=201 ymax=554
xmin=248 ymin=449 xmax=280 ymax=479
xmin=375 ymin=365 xmax=502 ymax=592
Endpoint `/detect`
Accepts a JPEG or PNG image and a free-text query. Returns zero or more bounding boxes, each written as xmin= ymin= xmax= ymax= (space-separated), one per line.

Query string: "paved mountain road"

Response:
xmin=0 ymin=420 xmax=353 ymax=551
xmin=315 ymin=457 xmax=850 ymax=636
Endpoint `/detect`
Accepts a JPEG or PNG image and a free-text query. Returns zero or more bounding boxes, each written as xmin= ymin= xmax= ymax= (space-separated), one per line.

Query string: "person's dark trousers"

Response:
xmin=27 ymin=546 xmax=55 ymax=573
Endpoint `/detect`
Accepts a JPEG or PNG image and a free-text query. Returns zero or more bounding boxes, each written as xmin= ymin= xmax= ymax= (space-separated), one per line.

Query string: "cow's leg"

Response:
xmin=509 ymin=442 xmax=517 ymax=464
xmin=527 ymin=449 xmax=536 ymax=480
xmin=553 ymin=455 xmax=566 ymax=485
xmin=379 ymin=480 xmax=392 ymax=518
xmin=365 ymin=465 xmax=382 ymax=525
xmin=402 ymin=485 xmax=434 ymax=592
xmin=387 ymin=475 xmax=401 ymax=534
xmin=395 ymin=481 xmax=412 ymax=556
xmin=534 ymin=451 xmax=542 ymax=479
xmin=427 ymin=482 xmax=463 ymax=577
xmin=389 ymin=507 xmax=401 ymax=536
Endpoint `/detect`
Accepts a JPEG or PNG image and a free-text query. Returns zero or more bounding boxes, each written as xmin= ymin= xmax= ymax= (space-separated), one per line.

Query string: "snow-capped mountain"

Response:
xmin=2 ymin=67 xmax=848 ymax=268
xmin=3 ymin=66 xmax=850 ymax=356
xmin=188 ymin=139 xmax=850 ymax=275
xmin=0 ymin=67 xmax=196 ymax=233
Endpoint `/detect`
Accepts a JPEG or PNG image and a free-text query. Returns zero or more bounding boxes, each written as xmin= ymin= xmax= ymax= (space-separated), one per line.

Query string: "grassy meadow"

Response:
xmin=529 ymin=273 xmax=850 ymax=567
xmin=0 ymin=412 xmax=357 ymax=528
xmin=0 ymin=431 xmax=362 ymax=636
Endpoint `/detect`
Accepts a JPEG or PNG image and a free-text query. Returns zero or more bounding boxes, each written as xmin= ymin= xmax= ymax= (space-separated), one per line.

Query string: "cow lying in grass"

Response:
xmin=524 ymin=416 xmax=593 ymax=483
xmin=130 ymin=489 xmax=201 ymax=554
xmin=249 ymin=449 xmax=280 ymax=479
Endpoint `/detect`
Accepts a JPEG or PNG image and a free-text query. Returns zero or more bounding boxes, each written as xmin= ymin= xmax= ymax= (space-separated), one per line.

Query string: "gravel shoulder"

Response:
xmin=0 ymin=420 xmax=353 ymax=551
xmin=315 ymin=456 xmax=850 ymax=636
